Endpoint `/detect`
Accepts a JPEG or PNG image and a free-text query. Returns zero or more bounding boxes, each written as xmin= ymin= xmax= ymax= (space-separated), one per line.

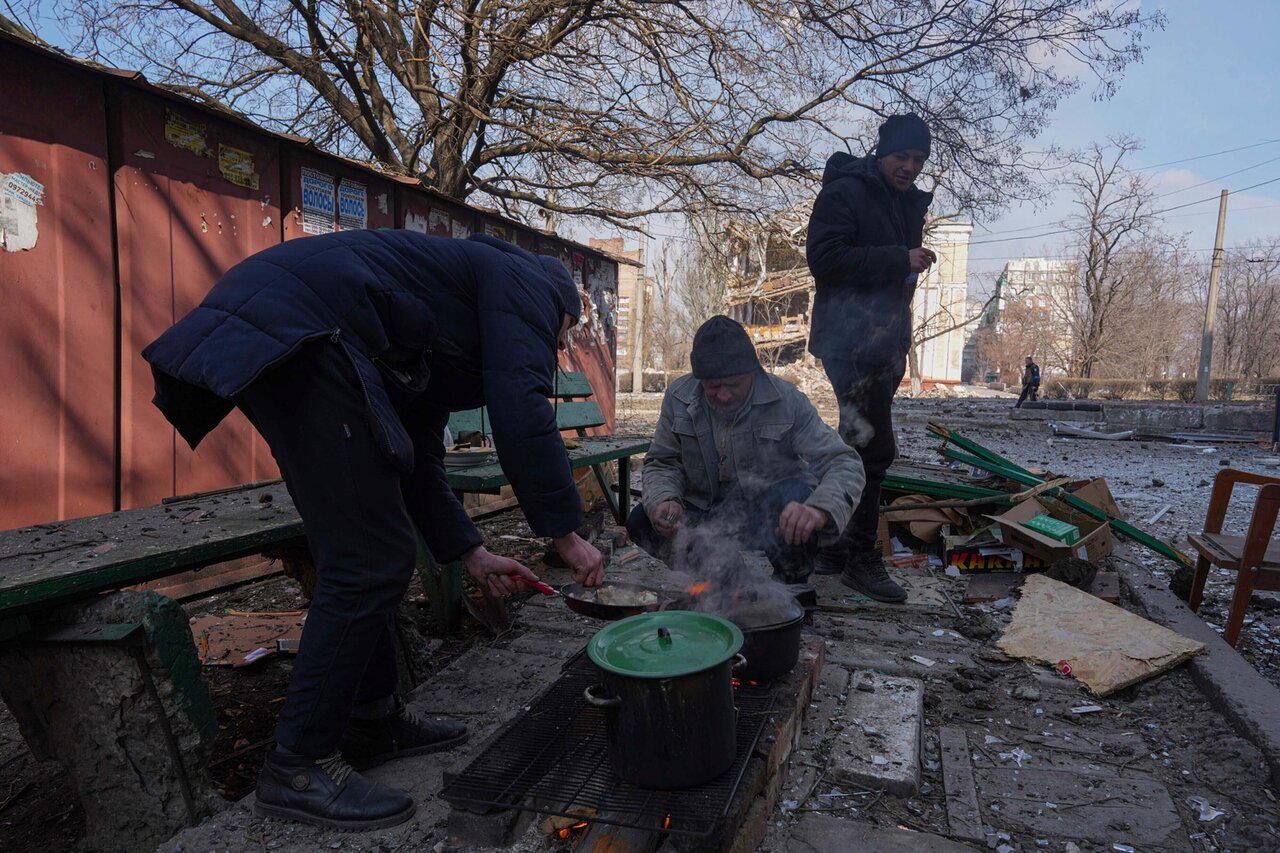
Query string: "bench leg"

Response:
xmin=589 ymin=461 xmax=622 ymax=524
xmin=1224 ymin=566 xmax=1257 ymax=648
xmin=618 ymin=455 xmax=632 ymax=523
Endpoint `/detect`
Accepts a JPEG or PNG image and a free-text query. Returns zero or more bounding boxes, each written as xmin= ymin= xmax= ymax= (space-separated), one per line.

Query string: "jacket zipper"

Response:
xmin=330 ymin=328 xmax=399 ymax=461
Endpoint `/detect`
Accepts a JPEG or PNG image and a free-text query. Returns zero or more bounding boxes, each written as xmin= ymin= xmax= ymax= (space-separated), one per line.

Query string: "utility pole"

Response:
xmin=1194 ymin=190 xmax=1229 ymax=404
xmin=630 ymin=239 xmax=648 ymax=393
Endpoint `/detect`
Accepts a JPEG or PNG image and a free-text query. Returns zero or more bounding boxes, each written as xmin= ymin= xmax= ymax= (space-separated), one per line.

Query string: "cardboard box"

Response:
xmin=990 ymin=497 xmax=1114 ymax=564
xmin=945 ymin=547 xmax=1049 ymax=574
xmin=942 ymin=527 xmax=1050 ymax=574
xmin=1068 ymin=477 xmax=1125 ymax=520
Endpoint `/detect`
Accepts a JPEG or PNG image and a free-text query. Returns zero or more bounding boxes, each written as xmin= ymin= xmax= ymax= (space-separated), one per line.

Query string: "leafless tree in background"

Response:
xmin=1097 ymin=242 xmax=1201 ymax=380
xmin=1217 ymin=241 xmax=1280 ymax=379
xmin=13 ymin=0 xmax=1158 ymax=227
xmin=1061 ymin=136 xmax=1158 ymax=377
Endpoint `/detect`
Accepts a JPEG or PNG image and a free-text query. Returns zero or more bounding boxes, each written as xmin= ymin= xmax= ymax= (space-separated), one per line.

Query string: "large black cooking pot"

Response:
xmin=585 ymin=611 xmax=745 ymax=789
xmin=665 ymin=593 xmax=804 ymax=683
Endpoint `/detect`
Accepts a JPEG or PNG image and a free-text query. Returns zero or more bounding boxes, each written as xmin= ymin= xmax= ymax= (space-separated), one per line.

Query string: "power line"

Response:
xmin=1134 ymin=139 xmax=1280 ymax=172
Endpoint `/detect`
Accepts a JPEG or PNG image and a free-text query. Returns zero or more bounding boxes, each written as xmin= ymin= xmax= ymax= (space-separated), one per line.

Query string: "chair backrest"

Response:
xmin=447 ymin=372 xmax=603 ymax=437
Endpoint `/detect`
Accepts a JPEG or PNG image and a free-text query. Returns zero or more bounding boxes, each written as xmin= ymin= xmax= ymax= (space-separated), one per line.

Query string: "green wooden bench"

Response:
xmin=444 ymin=370 xmax=648 ymax=526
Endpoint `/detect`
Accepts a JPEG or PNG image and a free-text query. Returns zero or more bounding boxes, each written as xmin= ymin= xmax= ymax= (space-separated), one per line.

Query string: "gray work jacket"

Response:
xmin=641 ymin=372 xmax=865 ymax=541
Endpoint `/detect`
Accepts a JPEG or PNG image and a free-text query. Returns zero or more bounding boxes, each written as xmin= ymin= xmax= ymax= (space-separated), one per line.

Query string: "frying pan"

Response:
xmin=559 ymin=581 xmax=664 ymax=620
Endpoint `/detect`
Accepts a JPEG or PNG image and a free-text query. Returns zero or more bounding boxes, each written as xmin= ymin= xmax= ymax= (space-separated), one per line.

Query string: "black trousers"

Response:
xmin=237 ymin=341 xmax=419 ymax=757
xmin=626 ymin=478 xmax=816 ymax=583
xmin=1015 ymin=384 xmax=1039 ymax=407
xmin=822 ymin=355 xmax=906 ymax=555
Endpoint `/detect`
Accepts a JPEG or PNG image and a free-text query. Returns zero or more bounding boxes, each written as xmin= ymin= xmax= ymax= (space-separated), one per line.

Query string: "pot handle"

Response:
xmin=583 ymin=684 xmax=622 ymax=710
xmin=731 ymin=653 xmax=748 ymax=674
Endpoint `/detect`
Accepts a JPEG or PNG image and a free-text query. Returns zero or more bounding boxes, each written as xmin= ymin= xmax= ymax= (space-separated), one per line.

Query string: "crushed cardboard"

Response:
xmin=190 ymin=610 xmax=306 ymax=667
xmin=997 ymin=575 xmax=1205 ymax=697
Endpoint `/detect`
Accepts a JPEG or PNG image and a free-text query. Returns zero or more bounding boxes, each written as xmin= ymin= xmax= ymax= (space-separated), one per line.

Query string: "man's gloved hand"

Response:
xmin=777 ymin=502 xmax=829 ymax=546
xmin=462 ymin=545 xmax=540 ymax=596
xmin=554 ymin=532 xmax=606 ymax=587
xmin=652 ymin=500 xmax=685 ymax=537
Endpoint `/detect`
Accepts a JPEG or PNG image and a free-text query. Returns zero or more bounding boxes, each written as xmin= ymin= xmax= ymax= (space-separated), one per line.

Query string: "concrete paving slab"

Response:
xmin=826 ymin=670 xmax=923 ymax=797
xmin=787 ymin=813 xmax=982 ymax=852
xmin=938 ymin=727 xmax=984 ymax=843
xmin=815 ymin=568 xmax=954 ymax=614
xmin=974 ymin=765 xmax=1182 ymax=848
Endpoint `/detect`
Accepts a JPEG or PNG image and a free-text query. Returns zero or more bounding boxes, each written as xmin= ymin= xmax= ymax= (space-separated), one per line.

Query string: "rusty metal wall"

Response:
xmin=0 ymin=33 xmax=620 ymax=529
xmin=0 ymin=48 xmax=116 ymax=527
xmin=112 ymin=87 xmax=283 ymax=508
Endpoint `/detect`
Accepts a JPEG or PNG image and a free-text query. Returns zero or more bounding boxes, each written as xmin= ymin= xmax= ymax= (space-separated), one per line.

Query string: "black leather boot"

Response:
xmin=841 ymin=551 xmax=908 ymax=603
xmin=341 ymin=697 xmax=469 ymax=770
xmin=253 ymin=749 xmax=414 ymax=830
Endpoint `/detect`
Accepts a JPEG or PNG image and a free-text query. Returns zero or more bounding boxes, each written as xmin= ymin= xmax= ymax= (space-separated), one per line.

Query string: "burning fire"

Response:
xmin=731 ymin=678 xmax=761 ymax=689
xmin=663 ymin=814 xmax=671 ymax=830
xmin=555 ymin=821 xmax=589 ymax=839
xmin=687 ymin=580 xmax=711 ymax=596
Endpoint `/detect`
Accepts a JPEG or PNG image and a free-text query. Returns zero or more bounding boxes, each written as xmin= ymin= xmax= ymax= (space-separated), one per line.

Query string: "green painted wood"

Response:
xmin=552 ymin=371 xmax=594 ymax=398
xmin=449 ymin=400 xmax=606 ymax=436
xmin=445 ymin=436 xmax=651 ymax=492
xmin=0 ymin=483 xmax=304 ymax=617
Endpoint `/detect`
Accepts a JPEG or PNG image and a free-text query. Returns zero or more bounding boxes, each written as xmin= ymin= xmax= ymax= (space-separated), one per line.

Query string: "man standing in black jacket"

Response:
xmin=805 ymin=114 xmax=935 ymax=603
xmin=1016 ymin=356 xmax=1041 ymax=407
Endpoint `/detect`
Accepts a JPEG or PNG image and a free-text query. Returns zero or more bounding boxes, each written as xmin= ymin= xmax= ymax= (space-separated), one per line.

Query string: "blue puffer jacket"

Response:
xmin=142 ymin=229 xmax=581 ymax=560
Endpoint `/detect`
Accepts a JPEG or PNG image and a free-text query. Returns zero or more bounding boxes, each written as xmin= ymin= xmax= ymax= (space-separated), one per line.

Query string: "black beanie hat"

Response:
xmin=690 ymin=315 xmax=761 ymax=380
xmin=538 ymin=255 xmax=582 ymax=323
xmin=876 ymin=113 xmax=931 ymax=158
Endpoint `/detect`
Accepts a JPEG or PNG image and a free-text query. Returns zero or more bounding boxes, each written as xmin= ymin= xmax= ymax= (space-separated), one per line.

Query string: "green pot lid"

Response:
xmin=588 ymin=611 xmax=743 ymax=679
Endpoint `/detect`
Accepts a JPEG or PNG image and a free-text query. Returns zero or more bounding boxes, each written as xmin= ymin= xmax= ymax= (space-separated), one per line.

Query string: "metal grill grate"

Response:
xmin=440 ymin=650 xmax=778 ymax=837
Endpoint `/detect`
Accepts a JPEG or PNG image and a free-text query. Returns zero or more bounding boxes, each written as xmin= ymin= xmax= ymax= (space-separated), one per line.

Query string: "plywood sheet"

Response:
xmin=997 ymin=574 xmax=1204 ymax=696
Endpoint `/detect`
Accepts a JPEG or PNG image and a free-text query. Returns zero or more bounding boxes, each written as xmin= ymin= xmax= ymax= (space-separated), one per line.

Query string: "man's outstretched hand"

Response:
xmin=554 ymin=532 xmax=606 ymax=588
xmin=778 ymin=502 xmax=828 ymax=546
xmin=462 ymin=545 xmax=540 ymax=597
xmin=652 ymin=500 xmax=685 ymax=537
xmin=908 ymin=247 xmax=937 ymax=273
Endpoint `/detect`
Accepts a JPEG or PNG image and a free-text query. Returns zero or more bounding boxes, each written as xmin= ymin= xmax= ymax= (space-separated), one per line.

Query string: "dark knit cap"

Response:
xmin=539 ymin=255 xmax=582 ymax=322
xmin=690 ymin=315 xmax=761 ymax=380
xmin=876 ymin=113 xmax=931 ymax=158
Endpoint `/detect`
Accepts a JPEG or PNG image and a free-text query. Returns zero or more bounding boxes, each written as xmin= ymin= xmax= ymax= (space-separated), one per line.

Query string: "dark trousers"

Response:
xmin=823 ymin=355 xmax=906 ymax=555
xmin=237 ymin=341 xmax=418 ymax=757
xmin=626 ymin=478 xmax=816 ymax=583
xmin=1015 ymin=384 xmax=1039 ymax=407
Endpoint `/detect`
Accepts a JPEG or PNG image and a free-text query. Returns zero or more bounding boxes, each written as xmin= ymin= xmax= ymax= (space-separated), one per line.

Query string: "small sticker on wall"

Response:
xmin=0 ymin=172 xmax=44 ymax=252
xmin=165 ymin=110 xmax=210 ymax=156
xmin=300 ymin=167 xmax=335 ymax=234
xmin=451 ymin=219 xmax=471 ymax=239
xmin=484 ymin=222 xmax=507 ymax=240
xmin=218 ymin=144 xmax=259 ymax=190
xmin=429 ymin=208 xmax=451 ymax=235
xmin=337 ymin=179 xmax=367 ymax=230
xmin=403 ymin=210 xmax=429 ymax=233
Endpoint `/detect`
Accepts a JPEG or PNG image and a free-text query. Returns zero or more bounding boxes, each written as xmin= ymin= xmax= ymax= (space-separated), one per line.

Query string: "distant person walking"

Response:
xmin=805 ymin=113 xmax=935 ymax=604
xmin=1015 ymin=356 xmax=1041 ymax=408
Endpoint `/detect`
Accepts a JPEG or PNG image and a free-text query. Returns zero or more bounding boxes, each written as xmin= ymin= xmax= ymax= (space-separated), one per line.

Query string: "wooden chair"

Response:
xmin=1187 ymin=468 xmax=1280 ymax=647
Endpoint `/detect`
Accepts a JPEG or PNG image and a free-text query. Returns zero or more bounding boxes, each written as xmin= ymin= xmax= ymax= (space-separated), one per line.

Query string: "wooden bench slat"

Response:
xmin=0 ymin=484 xmax=303 ymax=618
xmin=445 ymin=436 xmax=650 ymax=492
xmin=449 ymin=400 xmax=606 ymax=436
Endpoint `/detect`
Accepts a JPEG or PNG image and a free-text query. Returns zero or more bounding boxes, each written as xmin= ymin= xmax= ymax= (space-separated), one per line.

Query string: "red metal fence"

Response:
xmin=0 ymin=34 xmax=621 ymax=529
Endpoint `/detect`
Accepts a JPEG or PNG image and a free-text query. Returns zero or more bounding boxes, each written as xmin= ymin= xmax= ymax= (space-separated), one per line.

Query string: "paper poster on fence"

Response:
xmin=300 ymin=168 xmax=335 ymax=234
xmin=337 ymin=179 xmax=367 ymax=230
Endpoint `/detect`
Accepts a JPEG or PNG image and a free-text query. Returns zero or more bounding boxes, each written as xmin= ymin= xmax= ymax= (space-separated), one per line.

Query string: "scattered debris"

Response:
xmin=1187 ymin=796 xmax=1225 ymax=822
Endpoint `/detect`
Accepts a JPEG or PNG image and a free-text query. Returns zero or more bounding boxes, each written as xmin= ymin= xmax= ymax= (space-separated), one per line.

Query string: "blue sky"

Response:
xmin=967 ymin=0 xmax=1280 ymax=285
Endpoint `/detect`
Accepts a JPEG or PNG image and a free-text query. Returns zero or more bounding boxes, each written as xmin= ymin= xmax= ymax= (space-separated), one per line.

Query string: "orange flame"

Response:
xmin=687 ymin=580 xmax=711 ymax=596
xmin=663 ymin=814 xmax=672 ymax=829
xmin=555 ymin=821 xmax=589 ymax=839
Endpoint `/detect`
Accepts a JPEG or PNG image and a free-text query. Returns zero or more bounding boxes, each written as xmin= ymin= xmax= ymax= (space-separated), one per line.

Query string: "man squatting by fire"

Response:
xmin=143 ymin=230 xmax=606 ymax=831
xmin=806 ymin=113 xmax=936 ymax=603
xmin=628 ymin=315 xmax=866 ymax=607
